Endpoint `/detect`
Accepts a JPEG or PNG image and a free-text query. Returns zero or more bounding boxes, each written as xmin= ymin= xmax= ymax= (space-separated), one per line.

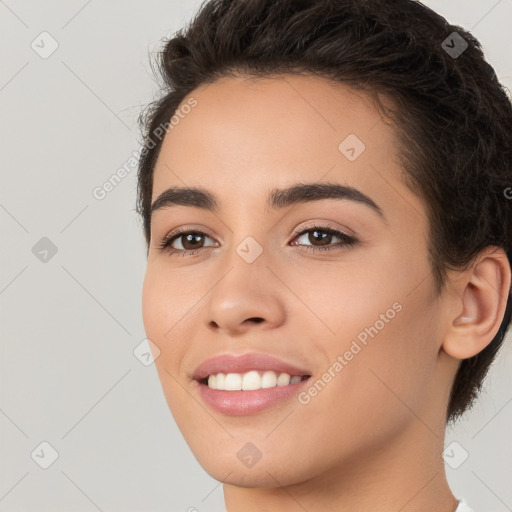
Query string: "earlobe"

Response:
xmin=442 ymin=247 xmax=511 ymax=360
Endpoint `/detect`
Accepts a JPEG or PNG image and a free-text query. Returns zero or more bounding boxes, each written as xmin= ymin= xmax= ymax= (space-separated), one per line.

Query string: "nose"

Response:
xmin=204 ymin=262 xmax=286 ymax=336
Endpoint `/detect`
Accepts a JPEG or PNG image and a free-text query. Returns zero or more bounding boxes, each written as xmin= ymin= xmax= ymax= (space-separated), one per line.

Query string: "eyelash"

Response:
xmin=158 ymin=223 xmax=357 ymax=257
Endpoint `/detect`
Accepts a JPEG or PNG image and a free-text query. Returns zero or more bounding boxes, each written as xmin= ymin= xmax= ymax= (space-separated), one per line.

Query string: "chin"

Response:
xmin=191 ymin=444 xmax=310 ymax=488
xmin=206 ymin=464 xmax=298 ymax=488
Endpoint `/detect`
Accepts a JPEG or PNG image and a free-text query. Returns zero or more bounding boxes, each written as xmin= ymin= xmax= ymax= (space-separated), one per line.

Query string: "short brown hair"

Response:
xmin=136 ymin=0 xmax=512 ymax=425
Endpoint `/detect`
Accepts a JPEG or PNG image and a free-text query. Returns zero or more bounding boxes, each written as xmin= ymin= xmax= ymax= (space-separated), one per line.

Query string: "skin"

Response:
xmin=141 ymin=74 xmax=511 ymax=512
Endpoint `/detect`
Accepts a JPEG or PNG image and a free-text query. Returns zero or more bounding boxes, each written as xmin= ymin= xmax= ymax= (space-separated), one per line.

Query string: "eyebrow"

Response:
xmin=150 ymin=182 xmax=386 ymax=221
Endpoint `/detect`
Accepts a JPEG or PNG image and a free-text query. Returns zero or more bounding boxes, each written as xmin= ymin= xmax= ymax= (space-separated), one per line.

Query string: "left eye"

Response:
xmin=290 ymin=225 xmax=357 ymax=253
xmin=159 ymin=225 xmax=357 ymax=256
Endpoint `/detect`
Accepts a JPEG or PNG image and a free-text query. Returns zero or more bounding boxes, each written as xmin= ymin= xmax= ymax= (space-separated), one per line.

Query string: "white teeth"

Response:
xmin=225 ymin=373 xmax=242 ymax=390
xmin=261 ymin=370 xmax=277 ymax=388
xmin=277 ymin=373 xmax=291 ymax=386
xmin=242 ymin=370 xmax=260 ymax=390
xmin=205 ymin=370 xmax=307 ymax=390
xmin=215 ymin=373 xmax=226 ymax=389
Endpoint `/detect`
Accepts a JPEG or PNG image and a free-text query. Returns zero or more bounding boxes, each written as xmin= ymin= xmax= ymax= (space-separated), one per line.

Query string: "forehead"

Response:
xmin=151 ymin=74 xmax=425 ymax=224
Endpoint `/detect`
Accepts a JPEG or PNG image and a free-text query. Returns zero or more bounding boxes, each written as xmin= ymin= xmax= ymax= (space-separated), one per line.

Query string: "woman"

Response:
xmin=136 ymin=0 xmax=512 ymax=510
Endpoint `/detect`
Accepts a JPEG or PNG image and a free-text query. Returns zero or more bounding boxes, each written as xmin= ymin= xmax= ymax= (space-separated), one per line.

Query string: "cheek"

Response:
xmin=141 ymin=267 xmax=166 ymax=341
xmin=336 ymin=284 xmax=439 ymax=426
xmin=141 ymin=263 xmax=205 ymax=385
xmin=296 ymin=307 xmax=435 ymax=464
xmin=285 ymin=254 xmax=400 ymax=345
xmin=141 ymin=265 xmax=186 ymax=373
xmin=291 ymin=252 xmax=438 ymax=416
xmin=141 ymin=267 xmax=193 ymax=422
xmin=141 ymin=262 xmax=190 ymax=338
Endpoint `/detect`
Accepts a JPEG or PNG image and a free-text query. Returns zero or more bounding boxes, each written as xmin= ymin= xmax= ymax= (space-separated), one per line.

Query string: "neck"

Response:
xmin=223 ymin=417 xmax=458 ymax=512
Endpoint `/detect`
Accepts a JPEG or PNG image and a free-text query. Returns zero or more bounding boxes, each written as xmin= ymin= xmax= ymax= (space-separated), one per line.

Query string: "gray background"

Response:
xmin=1 ymin=1 xmax=511 ymax=511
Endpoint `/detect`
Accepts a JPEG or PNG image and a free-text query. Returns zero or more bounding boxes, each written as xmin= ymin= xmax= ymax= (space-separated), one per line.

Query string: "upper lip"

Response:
xmin=192 ymin=352 xmax=312 ymax=381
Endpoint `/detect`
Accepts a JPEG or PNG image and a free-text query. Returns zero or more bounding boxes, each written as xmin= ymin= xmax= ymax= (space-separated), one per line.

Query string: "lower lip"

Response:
xmin=195 ymin=378 xmax=311 ymax=416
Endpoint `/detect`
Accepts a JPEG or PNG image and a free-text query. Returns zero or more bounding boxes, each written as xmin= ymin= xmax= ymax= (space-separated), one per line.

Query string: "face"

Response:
xmin=142 ymin=74 xmax=453 ymax=487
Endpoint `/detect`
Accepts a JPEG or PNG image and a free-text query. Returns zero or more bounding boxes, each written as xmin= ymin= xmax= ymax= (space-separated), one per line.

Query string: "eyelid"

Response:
xmin=290 ymin=220 xmax=354 ymax=239
xmin=160 ymin=221 xmax=352 ymax=246
xmin=160 ymin=224 xmax=221 ymax=244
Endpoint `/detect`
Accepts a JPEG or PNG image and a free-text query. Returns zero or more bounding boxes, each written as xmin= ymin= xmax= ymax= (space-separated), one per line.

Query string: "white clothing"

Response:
xmin=456 ymin=500 xmax=474 ymax=512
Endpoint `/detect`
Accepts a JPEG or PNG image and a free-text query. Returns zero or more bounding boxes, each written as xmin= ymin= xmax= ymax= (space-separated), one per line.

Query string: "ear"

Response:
xmin=441 ymin=247 xmax=511 ymax=360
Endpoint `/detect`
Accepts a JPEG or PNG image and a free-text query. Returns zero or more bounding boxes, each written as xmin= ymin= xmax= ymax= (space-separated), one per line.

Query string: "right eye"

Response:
xmin=159 ymin=229 xmax=217 ymax=257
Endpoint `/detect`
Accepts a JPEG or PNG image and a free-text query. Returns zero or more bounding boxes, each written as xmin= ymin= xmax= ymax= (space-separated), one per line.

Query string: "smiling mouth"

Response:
xmin=198 ymin=370 xmax=311 ymax=391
